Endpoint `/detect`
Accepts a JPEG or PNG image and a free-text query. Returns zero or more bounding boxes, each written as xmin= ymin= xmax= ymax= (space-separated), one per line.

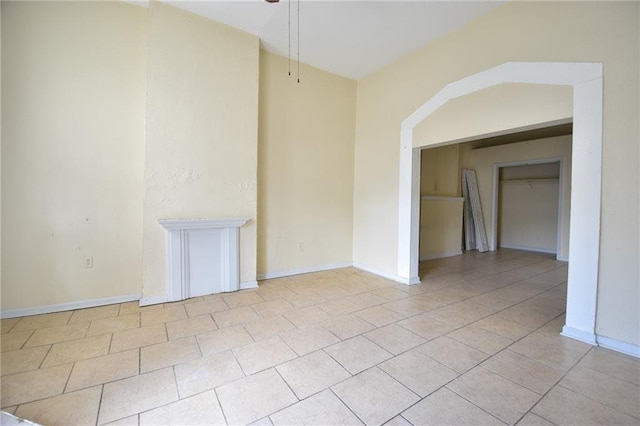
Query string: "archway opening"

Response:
xmin=397 ymin=62 xmax=603 ymax=345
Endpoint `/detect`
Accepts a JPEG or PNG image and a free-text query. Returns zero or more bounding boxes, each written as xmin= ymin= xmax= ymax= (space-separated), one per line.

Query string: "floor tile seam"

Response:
xmin=64 ymin=349 xmax=141 ymax=392
xmin=212 ymin=384 xmax=230 ymax=425
xmin=444 ymin=330 xmax=514 ymax=356
xmin=357 ymin=333 xmax=396 ymax=360
xmin=4 ymin=369 xmax=87 ymax=411
xmin=576 ymin=363 xmax=640 ymax=388
xmin=108 ymin=337 xmax=170 ymax=355
xmin=472 ymin=286 xmax=567 ymax=329
xmin=94 ymin=383 xmax=105 ymax=426
xmin=22 ymin=332 xmax=93 ymax=350
xmin=555 ymin=378 xmax=640 ymax=420
xmin=272 ymin=365 xmax=303 ymax=407
xmin=325 ymin=385 xmax=367 ymax=426
xmin=68 ymin=313 xmax=122 ymax=325
xmin=485 ymin=312 xmax=573 ymax=369
xmin=396 ymin=413 xmax=415 ymax=426
xmin=442 ymin=384 xmax=510 ymax=425
xmin=363 ymin=323 xmax=427 ymax=349
xmin=319 ymin=346 xmax=362 ymax=378
xmin=474 ymin=363 xmax=550 ymax=398
xmin=6 ymin=384 xmax=104 ymax=426
xmin=176 ymin=353 xmax=248 ymax=398
xmin=99 ymin=374 xmax=180 ymax=425
xmin=392 ymin=373 xmax=469 ymax=423
xmin=418 ymin=338 xmax=491 ymax=376
xmin=516 ymin=346 xmax=595 ymax=425
xmin=373 ymin=364 xmax=423 ymax=403
xmin=330 ymin=364 xmax=421 ymax=426
xmin=38 ymin=333 xmax=119 ymax=370
xmin=2 ymin=321 xmax=20 ymax=334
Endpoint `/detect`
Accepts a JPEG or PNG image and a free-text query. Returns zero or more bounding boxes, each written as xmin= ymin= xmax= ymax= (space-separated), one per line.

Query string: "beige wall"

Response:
xmin=469 ymin=135 xmax=572 ymax=261
xmin=499 ymin=180 xmax=560 ymax=253
xmin=353 ymin=2 xmax=639 ymax=345
xmin=142 ymin=3 xmax=259 ymax=299
xmin=258 ymin=51 xmax=356 ymax=276
xmin=1 ymin=2 xmax=147 ymax=310
xmin=414 ymin=83 xmax=573 ymax=148
xmin=419 ymin=198 xmax=463 ymax=260
xmin=499 ymin=163 xmax=561 ymax=253
xmin=420 ymin=145 xmax=461 ymax=197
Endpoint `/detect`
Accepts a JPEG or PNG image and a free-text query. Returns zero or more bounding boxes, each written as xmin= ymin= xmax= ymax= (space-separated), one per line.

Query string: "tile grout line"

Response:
xmin=94 ymin=384 xmax=104 ymax=426
xmin=512 ymin=346 xmax=595 ymax=425
xmin=444 ymin=384 xmax=510 ymax=425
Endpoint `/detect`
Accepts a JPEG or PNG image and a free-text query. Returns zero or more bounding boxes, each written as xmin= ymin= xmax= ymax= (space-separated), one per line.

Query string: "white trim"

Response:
xmin=139 ymin=294 xmax=169 ymax=307
xmin=398 ymin=62 xmax=603 ymax=349
xmin=557 ymin=255 xmax=569 ymax=262
xmin=561 ymin=326 xmax=597 ymax=345
xmin=499 ymin=244 xmax=556 ymax=255
xmin=0 ymin=294 xmax=141 ymax=319
xmin=421 ymin=196 xmax=464 ymax=201
xmin=597 ymin=335 xmax=640 ymax=359
xmin=420 ymin=251 xmax=463 ymax=261
xmin=499 ymin=178 xmax=559 ymax=186
xmin=352 ymin=262 xmax=397 ymax=281
xmin=158 ymin=218 xmax=249 ymax=231
xmin=240 ymin=281 xmax=259 ymax=290
xmin=353 ymin=262 xmax=420 ymax=284
xmin=256 ymin=262 xmax=353 ymax=281
xmin=159 ymin=218 xmax=247 ymax=301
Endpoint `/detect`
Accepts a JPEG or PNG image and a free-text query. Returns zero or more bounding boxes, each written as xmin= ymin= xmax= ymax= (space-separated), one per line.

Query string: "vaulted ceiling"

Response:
xmin=165 ymin=1 xmax=503 ymax=80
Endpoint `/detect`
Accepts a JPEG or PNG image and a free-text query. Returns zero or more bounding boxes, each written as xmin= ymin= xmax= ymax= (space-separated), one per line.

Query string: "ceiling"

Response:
xmin=468 ymin=122 xmax=573 ymax=150
xmin=164 ymin=1 xmax=504 ymax=80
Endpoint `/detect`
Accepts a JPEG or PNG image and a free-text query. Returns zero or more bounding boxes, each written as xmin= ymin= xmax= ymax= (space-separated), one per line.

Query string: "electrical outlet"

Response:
xmin=84 ymin=256 xmax=93 ymax=268
xmin=298 ymin=242 xmax=304 ymax=252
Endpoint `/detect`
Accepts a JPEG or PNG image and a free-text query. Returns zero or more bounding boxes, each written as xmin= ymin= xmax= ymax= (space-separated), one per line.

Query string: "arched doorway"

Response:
xmin=397 ymin=62 xmax=603 ymax=345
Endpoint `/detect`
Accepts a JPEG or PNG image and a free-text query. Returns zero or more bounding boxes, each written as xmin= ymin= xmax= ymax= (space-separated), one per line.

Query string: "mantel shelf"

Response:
xmin=159 ymin=218 xmax=249 ymax=231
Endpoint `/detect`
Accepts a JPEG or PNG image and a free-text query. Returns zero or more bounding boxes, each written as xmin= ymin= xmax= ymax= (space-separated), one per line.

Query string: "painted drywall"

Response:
xmin=419 ymin=145 xmax=463 ymax=260
xmin=420 ymin=145 xmax=460 ymax=197
xmin=419 ymin=198 xmax=463 ymax=260
xmin=142 ymin=2 xmax=259 ymax=300
xmin=257 ymin=51 xmax=356 ymax=276
xmin=1 ymin=2 xmax=147 ymax=310
xmin=353 ymin=2 xmax=638 ymax=345
xmin=499 ymin=180 xmax=559 ymax=253
xmin=468 ymin=136 xmax=571 ymax=260
xmin=500 ymin=162 xmax=560 ymax=180
xmin=499 ymin=163 xmax=561 ymax=253
xmin=414 ymin=83 xmax=572 ymax=148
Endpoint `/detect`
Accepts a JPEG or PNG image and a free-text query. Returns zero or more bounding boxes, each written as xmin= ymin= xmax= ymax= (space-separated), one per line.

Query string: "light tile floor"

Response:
xmin=1 ymin=250 xmax=639 ymax=425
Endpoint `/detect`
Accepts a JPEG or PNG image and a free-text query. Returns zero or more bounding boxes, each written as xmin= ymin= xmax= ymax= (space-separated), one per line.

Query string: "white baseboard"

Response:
xmin=556 ymin=255 xmax=569 ymax=262
xmin=561 ymin=325 xmax=597 ymax=345
xmin=139 ymin=294 xmax=169 ymax=307
xmin=352 ymin=262 xmax=421 ymax=285
xmin=396 ymin=275 xmax=422 ymax=285
xmin=500 ymin=244 xmax=557 ymax=255
xmin=420 ymin=250 xmax=463 ymax=261
xmin=240 ymin=281 xmax=258 ymax=290
xmin=597 ymin=335 xmax=640 ymax=358
xmin=351 ymin=262 xmax=396 ymax=281
xmin=256 ymin=262 xmax=353 ymax=281
xmin=0 ymin=294 xmax=141 ymax=319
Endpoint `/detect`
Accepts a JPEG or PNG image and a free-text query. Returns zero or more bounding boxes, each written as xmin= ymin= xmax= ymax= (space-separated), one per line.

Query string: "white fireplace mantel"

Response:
xmin=159 ymin=218 xmax=249 ymax=302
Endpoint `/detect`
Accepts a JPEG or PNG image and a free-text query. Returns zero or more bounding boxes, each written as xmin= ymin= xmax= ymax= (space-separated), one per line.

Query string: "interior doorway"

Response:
xmin=492 ymin=158 xmax=566 ymax=261
xmin=397 ymin=62 xmax=603 ymax=346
